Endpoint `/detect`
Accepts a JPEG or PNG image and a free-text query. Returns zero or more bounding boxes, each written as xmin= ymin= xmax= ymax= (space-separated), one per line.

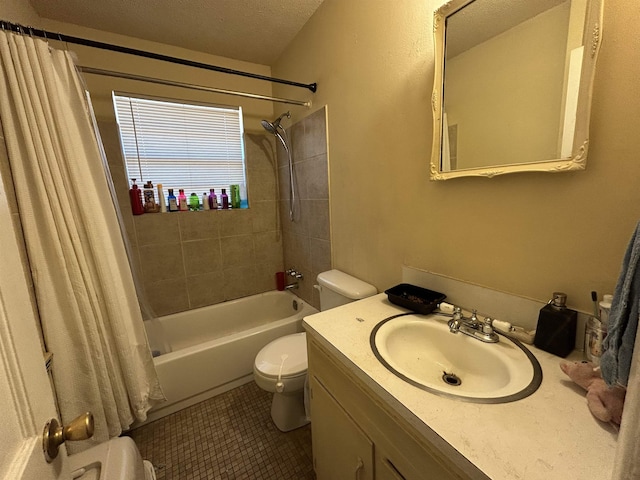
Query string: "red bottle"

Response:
xmin=129 ymin=179 xmax=145 ymax=215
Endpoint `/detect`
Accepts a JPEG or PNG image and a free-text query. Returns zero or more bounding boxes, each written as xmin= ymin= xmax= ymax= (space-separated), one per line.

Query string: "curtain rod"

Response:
xmin=0 ymin=20 xmax=317 ymax=93
xmin=79 ymin=66 xmax=311 ymax=107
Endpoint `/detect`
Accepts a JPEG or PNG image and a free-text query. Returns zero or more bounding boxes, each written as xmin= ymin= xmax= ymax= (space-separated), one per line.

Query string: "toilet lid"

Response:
xmin=255 ymin=332 xmax=307 ymax=377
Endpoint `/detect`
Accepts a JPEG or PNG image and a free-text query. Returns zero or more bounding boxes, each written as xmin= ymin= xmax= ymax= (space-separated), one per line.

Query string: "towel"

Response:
xmin=601 ymin=221 xmax=640 ymax=387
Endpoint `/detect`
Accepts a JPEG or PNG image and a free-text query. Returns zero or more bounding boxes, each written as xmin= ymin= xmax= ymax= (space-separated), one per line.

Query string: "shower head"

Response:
xmin=261 ymin=111 xmax=296 ymax=222
xmin=261 ymin=111 xmax=291 ymax=134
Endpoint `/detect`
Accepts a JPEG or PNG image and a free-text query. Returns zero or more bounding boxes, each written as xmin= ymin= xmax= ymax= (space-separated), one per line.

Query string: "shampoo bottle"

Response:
xmin=157 ymin=183 xmax=167 ymax=213
xmin=143 ymin=181 xmax=157 ymax=213
xmin=129 ymin=179 xmax=145 ymax=215
xmin=221 ymin=188 xmax=229 ymax=209
xmin=189 ymin=192 xmax=200 ymax=211
xmin=240 ymin=183 xmax=248 ymax=209
xmin=178 ymin=189 xmax=188 ymax=211
xmin=534 ymin=292 xmax=577 ymax=357
xmin=202 ymin=192 xmax=210 ymax=210
xmin=208 ymin=189 xmax=218 ymax=210
xmin=230 ymin=184 xmax=240 ymax=209
xmin=167 ymin=188 xmax=179 ymax=212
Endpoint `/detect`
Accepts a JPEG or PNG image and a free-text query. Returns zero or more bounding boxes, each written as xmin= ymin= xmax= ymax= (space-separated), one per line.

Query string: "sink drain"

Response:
xmin=442 ymin=372 xmax=462 ymax=387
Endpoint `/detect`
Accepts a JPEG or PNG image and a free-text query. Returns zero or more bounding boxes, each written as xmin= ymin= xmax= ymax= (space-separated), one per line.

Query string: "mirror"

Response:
xmin=430 ymin=0 xmax=603 ymax=180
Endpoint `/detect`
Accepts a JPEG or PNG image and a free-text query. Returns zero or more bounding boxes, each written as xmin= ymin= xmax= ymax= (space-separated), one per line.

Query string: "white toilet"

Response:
xmin=253 ymin=269 xmax=377 ymax=432
xmin=68 ymin=436 xmax=156 ymax=480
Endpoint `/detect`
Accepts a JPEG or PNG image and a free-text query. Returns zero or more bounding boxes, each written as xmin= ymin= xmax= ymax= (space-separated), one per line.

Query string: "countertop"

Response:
xmin=302 ymin=294 xmax=618 ymax=480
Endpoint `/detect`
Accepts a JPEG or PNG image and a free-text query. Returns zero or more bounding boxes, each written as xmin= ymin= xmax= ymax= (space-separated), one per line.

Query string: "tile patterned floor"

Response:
xmin=127 ymin=382 xmax=315 ymax=479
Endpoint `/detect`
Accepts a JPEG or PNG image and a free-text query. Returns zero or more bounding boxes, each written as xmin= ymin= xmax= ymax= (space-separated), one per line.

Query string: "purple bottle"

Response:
xmin=221 ymin=188 xmax=229 ymax=209
xmin=208 ymin=189 xmax=218 ymax=210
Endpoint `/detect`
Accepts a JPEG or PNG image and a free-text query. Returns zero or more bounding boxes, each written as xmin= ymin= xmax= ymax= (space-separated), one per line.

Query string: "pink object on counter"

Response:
xmin=276 ymin=272 xmax=285 ymax=291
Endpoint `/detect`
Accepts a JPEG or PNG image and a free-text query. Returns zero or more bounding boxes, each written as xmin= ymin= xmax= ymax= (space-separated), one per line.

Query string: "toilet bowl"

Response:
xmin=253 ymin=270 xmax=377 ymax=431
xmin=68 ymin=436 xmax=155 ymax=480
xmin=254 ymin=332 xmax=309 ymax=432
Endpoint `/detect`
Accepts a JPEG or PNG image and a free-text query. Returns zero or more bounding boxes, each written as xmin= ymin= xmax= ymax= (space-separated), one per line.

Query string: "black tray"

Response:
xmin=384 ymin=283 xmax=446 ymax=315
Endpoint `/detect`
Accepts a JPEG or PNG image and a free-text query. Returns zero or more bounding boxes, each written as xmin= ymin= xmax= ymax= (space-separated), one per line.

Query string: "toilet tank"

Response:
xmin=316 ymin=269 xmax=377 ymax=311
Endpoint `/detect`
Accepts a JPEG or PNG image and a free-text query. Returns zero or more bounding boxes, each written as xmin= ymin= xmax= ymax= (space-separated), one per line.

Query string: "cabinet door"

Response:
xmin=311 ymin=376 xmax=374 ymax=480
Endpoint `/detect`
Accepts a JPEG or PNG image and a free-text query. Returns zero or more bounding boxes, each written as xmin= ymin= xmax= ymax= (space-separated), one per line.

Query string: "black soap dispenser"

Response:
xmin=534 ymin=292 xmax=577 ymax=357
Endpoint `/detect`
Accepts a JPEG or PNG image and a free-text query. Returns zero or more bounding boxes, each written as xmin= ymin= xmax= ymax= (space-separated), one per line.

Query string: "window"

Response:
xmin=113 ymin=93 xmax=246 ymax=202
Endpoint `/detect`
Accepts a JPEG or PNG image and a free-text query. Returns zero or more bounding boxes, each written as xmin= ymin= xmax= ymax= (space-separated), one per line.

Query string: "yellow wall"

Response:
xmin=6 ymin=0 xmax=640 ymax=313
xmin=273 ymin=0 xmax=640 ymax=313
xmin=445 ymin=3 xmax=569 ymax=167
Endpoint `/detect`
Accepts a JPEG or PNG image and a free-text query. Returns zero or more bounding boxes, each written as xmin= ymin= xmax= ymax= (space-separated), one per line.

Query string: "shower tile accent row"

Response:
xmin=128 ymin=381 xmax=315 ymax=480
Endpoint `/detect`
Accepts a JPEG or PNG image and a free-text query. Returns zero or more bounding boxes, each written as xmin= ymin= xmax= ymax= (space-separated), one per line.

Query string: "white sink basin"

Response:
xmin=371 ymin=314 xmax=542 ymax=403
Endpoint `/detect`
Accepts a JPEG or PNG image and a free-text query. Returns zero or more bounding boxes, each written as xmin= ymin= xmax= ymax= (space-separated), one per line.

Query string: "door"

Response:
xmin=0 ymin=174 xmax=69 ymax=479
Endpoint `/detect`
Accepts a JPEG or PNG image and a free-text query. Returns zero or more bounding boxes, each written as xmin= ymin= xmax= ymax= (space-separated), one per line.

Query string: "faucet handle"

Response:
xmin=482 ymin=317 xmax=494 ymax=334
xmin=438 ymin=302 xmax=455 ymax=314
xmin=286 ymin=268 xmax=303 ymax=280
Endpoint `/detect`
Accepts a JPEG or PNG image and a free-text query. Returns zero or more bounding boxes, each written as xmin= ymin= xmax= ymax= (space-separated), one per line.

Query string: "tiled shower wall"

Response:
xmin=100 ymin=122 xmax=284 ymax=316
xmin=278 ymin=107 xmax=332 ymax=309
xmin=99 ymin=106 xmax=330 ymax=316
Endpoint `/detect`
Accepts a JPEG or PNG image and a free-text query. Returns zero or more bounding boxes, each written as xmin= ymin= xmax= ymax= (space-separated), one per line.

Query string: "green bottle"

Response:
xmin=189 ymin=192 xmax=200 ymax=211
xmin=230 ymin=184 xmax=241 ymax=209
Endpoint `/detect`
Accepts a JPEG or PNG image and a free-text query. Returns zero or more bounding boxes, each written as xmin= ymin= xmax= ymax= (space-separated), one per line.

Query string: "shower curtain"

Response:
xmin=0 ymin=31 xmax=164 ymax=449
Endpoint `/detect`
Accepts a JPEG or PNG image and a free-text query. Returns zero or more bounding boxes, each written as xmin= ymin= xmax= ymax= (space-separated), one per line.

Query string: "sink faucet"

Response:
xmin=447 ymin=307 xmax=499 ymax=343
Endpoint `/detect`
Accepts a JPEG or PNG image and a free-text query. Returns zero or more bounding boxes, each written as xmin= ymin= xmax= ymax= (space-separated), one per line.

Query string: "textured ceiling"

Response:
xmin=29 ymin=0 xmax=325 ymax=65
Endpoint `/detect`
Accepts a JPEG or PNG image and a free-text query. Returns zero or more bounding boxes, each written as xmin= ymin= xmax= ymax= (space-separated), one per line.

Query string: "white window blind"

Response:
xmin=113 ymin=94 xmax=246 ymax=198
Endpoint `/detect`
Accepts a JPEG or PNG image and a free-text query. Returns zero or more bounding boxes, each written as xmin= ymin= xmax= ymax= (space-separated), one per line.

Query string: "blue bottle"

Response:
xmin=167 ymin=188 xmax=179 ymax=212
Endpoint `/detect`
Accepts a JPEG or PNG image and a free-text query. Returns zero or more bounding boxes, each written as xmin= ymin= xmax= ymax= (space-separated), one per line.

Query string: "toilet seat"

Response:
xmin=67 ymin=437 xmax=154 ymax=480
xmin=254 ymin=332 xmax=307 ymax=378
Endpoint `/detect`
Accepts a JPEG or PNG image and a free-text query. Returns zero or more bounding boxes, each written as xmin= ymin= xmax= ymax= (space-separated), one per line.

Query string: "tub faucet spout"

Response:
xmin=285 ymin=282 xmax=299 ymax=290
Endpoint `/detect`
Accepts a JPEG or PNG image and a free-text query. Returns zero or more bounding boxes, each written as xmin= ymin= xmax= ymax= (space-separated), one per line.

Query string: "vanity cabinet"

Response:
xmin=311 ymin=377 xmax=374 ymax=479
xmin=308 ymin=337 xmax=474 ymax=480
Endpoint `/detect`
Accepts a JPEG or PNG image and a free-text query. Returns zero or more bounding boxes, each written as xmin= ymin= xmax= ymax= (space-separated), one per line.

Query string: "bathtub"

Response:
xmin=143 ymin=290 xmax=318 ymax=423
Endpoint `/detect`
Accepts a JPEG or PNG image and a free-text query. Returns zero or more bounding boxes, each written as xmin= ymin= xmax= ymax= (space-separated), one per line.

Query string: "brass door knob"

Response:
xmin=43 ymin=412 xmax=94 ymax=462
